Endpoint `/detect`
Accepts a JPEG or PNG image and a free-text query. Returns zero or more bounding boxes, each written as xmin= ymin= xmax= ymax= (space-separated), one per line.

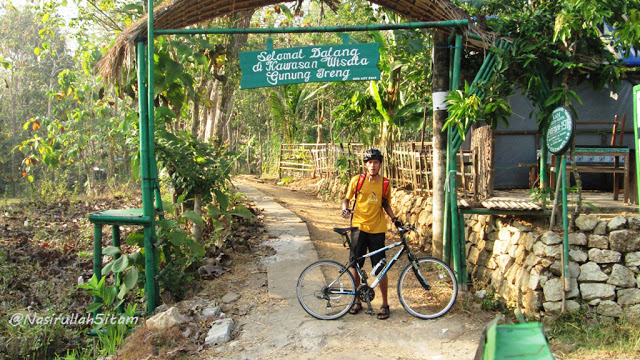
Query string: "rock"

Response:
xmin=205 ymin=318 xmax=234 ymax=346
xmin=569 ymin=262 xmax=580 ymax=278
xmin=222 ymin=292 xmax=241 ymax=304
xmin=588 ymin=298 xmax=601 ymax=306
xmin=575 ymin=215 xmax=599 ymax=231
xmin=617 ymin=288 xmax=640 ymax=306
xmin=202 ymin=305 xmax=221 ymax=319
xmin=523 ymin=253 xmax=540 ymax=269
xmin=593 ymin=221 xmax=608 ymax=235
xmin=154 ymin=304 xmax=169 ymax=314
xmin=199 ymin=264 xmax=225 ymax=279
xmin=543 ymin=278 xmax=563 ymax=302
xmin=528 ymin=269 xmax=542 ymax=290
xmin=146 ymin=307 xmax=188 ymax=330
xmin=625 ymin=252 xmax=640 ymax=267
xmin=498 ymin=227 xmax=511 ymax=242
xmin=607 ymin=216 xmax=627 ymax=231
xmin=568 ymin=232 xmax=587 ymax=246
xmin=628 ymin=217 xmax=640 ymax=230
xmin=467 ymin=247 xmax=481 ymax=264
xmin=588 ymin=235 xmax=609 ymax=249
xmin=522 ymin=232 xmax=539 ymax=251
xmin=533 ymin=241 xmax=562 ymax=259
xmin=588 ymin=248 xmax=621 ymax=264
xmin=607 ymin=264 xmax=636 ymax=288
xmin=624 ymin=304 xmax=640 ymax=320
xmin=522 ymin=290 xmax=542 ymax=311
xmin=498 ymin=254 xmax=514 ymax=272
xmin=579 ymin=283 xmax=616 ymax=301
xmin=578 ymin=262 xmax=609 ymax=282
xmin=510 ymin=221 xmax=532 ymax=232
xmin=77 ymin=276 xmax=85 ymax=286
xmin=543 ymin=300 xmax=580 ymax=314
xmin=597 ymin=300 xmax=623 ymax=318
xmin=569 ymin=248 xmax=588 ymax=263
xmin=609 ymin=230 xmax=640 ymax=252
xmin=541 ymin=231 xmax=562 ymax=245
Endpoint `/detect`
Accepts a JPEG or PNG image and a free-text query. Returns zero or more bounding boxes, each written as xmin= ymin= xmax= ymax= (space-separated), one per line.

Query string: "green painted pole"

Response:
xmin=145 ymin=0 xmax=157 ymax=315
xmin=154 ymin=20 xmax=469 ymax=35
xmin=448 ymin=34 xmax=463 ymax=282
xmin=561 ymin=155 xmax=570 ymax=291
xmin=93 ymin=223 xmax=103 ymax=314
xmin=112 ymin=225 xmax=123 ymax=313
xmin=458 ymin=212 xmax=467 ymax=286
xmin=633 ymin=85 xmax=640 ymax=211
xmin=443 ymin=130 xmax=451 ymax=264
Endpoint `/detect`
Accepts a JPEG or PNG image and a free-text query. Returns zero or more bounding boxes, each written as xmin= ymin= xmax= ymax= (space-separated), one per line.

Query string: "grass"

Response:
xmin=548 ymin=311 xmax=640 ymax=359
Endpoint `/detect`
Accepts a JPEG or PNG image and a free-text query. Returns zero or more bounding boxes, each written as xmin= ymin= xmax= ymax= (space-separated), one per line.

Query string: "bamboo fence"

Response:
xmin=279 ymin=142 xmax=477 ymax=194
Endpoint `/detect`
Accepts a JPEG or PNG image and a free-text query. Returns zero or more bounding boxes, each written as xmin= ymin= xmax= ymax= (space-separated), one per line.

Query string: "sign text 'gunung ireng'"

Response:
xmin=239 ymin=43 xmax=380 ymax=89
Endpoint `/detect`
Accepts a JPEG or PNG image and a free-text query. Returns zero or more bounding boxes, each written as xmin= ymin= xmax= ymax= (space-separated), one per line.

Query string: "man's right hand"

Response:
xmin=341 ymin=209 xmax=352 ymax=219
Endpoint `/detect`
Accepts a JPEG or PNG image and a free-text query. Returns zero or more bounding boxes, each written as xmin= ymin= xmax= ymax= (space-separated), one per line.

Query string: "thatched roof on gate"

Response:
xmin=97 ymin=0 xmax=490 ymax=84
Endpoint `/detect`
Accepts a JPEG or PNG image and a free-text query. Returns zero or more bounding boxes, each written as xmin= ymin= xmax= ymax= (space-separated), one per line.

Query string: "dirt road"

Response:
xmin=204 ymin=176 xmax=493 ymax=360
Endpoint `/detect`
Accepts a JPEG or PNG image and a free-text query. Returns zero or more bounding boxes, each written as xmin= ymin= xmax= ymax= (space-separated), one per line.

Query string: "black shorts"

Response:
xmin=350 ymin=230 xmax=386 ymax=269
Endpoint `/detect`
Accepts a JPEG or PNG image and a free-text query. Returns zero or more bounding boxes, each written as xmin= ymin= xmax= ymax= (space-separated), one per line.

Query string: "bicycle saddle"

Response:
xmin=332 ymin=227 xmax=358 ymax=235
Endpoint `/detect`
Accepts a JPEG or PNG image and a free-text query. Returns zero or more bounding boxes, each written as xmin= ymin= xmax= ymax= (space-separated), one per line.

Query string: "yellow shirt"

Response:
xmin=346 ymin=174 xmax=391 ymax=234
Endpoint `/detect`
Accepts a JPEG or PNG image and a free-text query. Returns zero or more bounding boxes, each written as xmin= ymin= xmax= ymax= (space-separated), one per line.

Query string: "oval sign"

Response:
xmin=546 ymin=107 xmax=574 ymax=155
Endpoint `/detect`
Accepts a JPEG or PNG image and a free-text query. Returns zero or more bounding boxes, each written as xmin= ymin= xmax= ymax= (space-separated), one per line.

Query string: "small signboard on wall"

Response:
xmin=239 ymin=43 xmax=380 ymax=89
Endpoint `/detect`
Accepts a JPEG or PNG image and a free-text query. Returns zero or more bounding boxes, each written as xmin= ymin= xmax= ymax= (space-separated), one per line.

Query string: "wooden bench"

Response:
xmin=550 ymin=145 xmax=630 ymax=202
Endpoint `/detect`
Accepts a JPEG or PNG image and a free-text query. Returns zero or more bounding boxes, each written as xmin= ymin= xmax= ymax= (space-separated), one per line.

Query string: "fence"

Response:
xmin=281 ymin=142 xmax=458 ymax=193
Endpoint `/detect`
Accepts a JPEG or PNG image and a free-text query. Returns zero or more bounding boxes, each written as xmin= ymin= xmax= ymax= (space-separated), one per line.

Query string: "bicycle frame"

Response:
xmin=326 ymin=229 xmax=426 ymax=296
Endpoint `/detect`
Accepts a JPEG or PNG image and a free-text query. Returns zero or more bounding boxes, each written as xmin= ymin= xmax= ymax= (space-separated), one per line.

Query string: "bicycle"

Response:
xmin=296 ymin=224 xmax=458 ymax=320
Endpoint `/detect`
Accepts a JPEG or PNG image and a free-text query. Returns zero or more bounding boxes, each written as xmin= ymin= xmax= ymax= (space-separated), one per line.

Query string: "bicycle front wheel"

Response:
xmin=297 ymin=260 xmax=356 ymax=320
xmin=398 ymin=257 xmax=457 ymax=319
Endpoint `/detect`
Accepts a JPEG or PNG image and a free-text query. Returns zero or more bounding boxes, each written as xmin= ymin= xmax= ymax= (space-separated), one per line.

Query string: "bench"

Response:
xmin=550 ymin=145 xmax=630 ymax=202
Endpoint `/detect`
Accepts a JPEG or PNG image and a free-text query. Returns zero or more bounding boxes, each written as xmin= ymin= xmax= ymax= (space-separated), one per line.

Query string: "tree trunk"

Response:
xmin=471 ymin=124 xmax=495 ymax=199
xmin=192 ymin=192 xmax=202 ymax=242
xmin=431 ymin=30 xmax=450 ymax=259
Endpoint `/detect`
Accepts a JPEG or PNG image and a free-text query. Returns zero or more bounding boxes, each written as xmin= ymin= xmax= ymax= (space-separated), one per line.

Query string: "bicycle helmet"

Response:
xmin=363 ymin=148 xmax=383 ymax=163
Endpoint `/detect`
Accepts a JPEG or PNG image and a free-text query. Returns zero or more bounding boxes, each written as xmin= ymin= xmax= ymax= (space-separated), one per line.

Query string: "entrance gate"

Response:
xmin=90 ymin=0 xmax=502 ymax=314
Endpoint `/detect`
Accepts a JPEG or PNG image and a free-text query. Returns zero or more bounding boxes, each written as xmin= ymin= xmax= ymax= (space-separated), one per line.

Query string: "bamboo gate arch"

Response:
xmin=91 ymin=0 xmax=501 ymax=315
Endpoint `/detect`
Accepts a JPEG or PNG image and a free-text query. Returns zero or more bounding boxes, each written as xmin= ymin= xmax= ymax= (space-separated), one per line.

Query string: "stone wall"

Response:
xmin=314 ymin=178 xmax=640 ymax=318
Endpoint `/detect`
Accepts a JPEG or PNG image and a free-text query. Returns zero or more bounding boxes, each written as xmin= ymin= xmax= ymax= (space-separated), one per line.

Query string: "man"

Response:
xmin=341 ymin=148 xmax=402 ymax=320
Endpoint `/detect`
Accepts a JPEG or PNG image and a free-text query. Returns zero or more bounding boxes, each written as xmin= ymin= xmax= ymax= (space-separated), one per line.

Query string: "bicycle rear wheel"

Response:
xmin=397 ymin=257 xmax=457 ymax=319
xmin=297 ymin=260 xmax=355 ymax=320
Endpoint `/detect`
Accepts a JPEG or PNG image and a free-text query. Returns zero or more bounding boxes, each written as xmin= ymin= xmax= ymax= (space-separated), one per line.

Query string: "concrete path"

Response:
xmin=218 ymin=181 xmax=489 ymax=360
xmin=234 ymin=182 xmax=318 ymax=300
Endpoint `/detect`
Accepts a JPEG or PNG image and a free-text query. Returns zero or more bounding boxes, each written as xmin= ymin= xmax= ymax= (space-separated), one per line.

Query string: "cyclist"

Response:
xmin=341 ymin=148 xmax=402 ymax=320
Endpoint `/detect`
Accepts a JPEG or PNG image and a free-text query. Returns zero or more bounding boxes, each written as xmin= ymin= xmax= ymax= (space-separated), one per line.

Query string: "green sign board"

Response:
xmin=239 ymin=43 xmax=380 ymax=89
xmin=546 ymin=107 xmax=574 ymax=155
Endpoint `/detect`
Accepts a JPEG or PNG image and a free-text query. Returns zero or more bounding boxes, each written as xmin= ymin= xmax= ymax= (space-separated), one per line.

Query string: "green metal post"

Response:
xmin=111 ymin=225 xmax=123 ymax=313
xmin=458 ymin=212 xmax=467 ymax=286
xmin=633 ymin=85 xmax=640 ymax=211
xmin=561 ymin=155 xmax=570 ymax=290
xmin=137 ymin=38 xmax=156 ymax=315
xmin=92 ymin=223 xmax=102 ymax=313
xmin=448 ymin=34 xmax=463 ymax=282
xmin=145 ymin=0 xmax=157 ymax=314
xmin=443 ymin=131 xmax=451 ymax=264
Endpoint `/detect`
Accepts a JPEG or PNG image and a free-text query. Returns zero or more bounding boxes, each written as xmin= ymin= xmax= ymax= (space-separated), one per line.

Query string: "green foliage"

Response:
xmin=548 ymin=311 xmax=640 ymax=356
xmin=445 ymin=82 xmax=512 ymax=140
xmin=155 ymin=129 xmax=236 ymax=204
xmin=468 ymin=0 xmax=638 ymax=129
